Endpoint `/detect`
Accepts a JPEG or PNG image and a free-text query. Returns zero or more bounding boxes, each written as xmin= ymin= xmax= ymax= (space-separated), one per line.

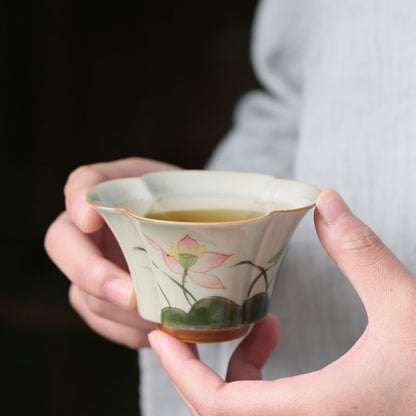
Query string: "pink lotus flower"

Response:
xmin=145 ymin=234 xmax=231 ymax=289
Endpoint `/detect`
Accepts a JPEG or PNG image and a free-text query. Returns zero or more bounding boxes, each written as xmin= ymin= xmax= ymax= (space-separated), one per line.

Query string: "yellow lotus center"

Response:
xmin=169 ymin=242 xmax=206 ymax=269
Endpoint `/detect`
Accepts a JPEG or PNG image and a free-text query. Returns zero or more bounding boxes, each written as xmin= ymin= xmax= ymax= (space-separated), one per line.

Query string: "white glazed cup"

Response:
xmin=87 ymin=170 xmax=320 ymax=343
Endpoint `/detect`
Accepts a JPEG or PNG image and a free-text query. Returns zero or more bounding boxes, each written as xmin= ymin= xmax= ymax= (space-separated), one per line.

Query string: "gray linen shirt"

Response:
xmin=140 ymin=1 xmax=416 ymax=414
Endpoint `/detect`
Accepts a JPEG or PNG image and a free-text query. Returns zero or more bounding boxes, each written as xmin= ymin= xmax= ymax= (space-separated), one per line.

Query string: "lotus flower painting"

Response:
xmin=87 ymin=170 xmax=319 ymax=341
xmin=145 ymin=234 xmax=232 ymax=304
xmin=136 ymin=233 xmax=285 ymax=330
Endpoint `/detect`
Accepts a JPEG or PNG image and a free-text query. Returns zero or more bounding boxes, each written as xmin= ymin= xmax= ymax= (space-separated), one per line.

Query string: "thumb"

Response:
xmin=226 ymin=313 xmax=281 ymax=382
xmin=314 ymin=190 xmax=414 ymax=321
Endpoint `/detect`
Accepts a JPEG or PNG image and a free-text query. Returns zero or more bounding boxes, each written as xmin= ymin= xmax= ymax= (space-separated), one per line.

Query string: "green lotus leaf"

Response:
xmin=186 ymin=296 xmax=243 ymax=328
xmin=161 ymin=297 xmax=243 ymax=329
xmin=243 ymin=292 xmax=269 ymax=323
xmin=161 ymin=307 xmax=188 ymax=327
xmin=267 ymin=246 xmax=285 ymax=264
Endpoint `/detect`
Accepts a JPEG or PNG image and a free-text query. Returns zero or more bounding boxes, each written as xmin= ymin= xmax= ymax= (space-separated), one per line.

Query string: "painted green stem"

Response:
xmin=157 ymin=282 xmax=171 ymax=307
xmin=151 ymin=260 xmax=197 ymax=303
xmin=234 ymin=259 xmax=282 ymax=297
xmin=265 ymin=264 xmax=278 ymax=290
xmin=234 ymin=260 xmax=268 ymax=297
xmin=133 ymin=246 xmax=197 ymax=305
xmin=249 ymin=269 xmax=268 ymax=296
xmin=182 ymin=268 xmax=193 ymax=307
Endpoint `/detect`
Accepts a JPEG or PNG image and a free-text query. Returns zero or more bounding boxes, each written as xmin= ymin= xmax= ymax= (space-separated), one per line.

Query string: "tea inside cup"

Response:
xmin=87 ymin=170 xmax=320 ymax=343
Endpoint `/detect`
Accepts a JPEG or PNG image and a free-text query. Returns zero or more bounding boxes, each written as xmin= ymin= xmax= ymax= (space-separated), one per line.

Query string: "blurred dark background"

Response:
xmin=1 ymin=1 xmax=258 ymax=415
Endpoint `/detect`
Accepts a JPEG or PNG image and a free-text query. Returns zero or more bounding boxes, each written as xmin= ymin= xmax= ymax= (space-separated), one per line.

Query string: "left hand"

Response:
xmin=44 ymin=157 xmax=178 ymax=348
xmin=147 ymin=190 xmax=416 ymax=415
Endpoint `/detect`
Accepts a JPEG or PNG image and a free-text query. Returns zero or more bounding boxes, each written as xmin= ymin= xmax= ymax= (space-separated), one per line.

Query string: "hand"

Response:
xmin=44 ymin=157 xmax=179 ymax=348
xmin=148 ymin=190 xmax=416 ymax=415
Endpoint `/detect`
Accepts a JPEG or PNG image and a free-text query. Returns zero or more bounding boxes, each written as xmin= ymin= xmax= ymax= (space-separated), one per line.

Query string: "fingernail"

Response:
xmin=104 ymin=278 xmax=134 ymax=309
xmin=148 ymin=331 xmax=160 ymax=356
xmin=70 ymin=189 xmax=91 ymax=230
xmin=317 ymin=189 xmax=352 ymax=225
xmin=79 ymin=206 xmax=93 ymax=230
xmin=71 ymin=190 xmax=102 ymax=233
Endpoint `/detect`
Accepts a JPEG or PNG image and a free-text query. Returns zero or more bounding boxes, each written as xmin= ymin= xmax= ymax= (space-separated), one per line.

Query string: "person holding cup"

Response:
xmin=45 ymin=0 xmax=416 ymax=415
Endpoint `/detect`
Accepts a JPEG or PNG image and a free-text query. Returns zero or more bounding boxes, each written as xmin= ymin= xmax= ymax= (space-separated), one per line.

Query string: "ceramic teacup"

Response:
xmin=87 ymin=170 xmax=320 ymax=343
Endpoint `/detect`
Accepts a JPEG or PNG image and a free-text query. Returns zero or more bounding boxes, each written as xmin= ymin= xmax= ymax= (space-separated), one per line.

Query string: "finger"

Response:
xmin=314 ymin=189 xmax=415 ymax=319
xmin=148 ymin=329 xmax=313 ymax=415
xmin=69 ymin=284 xmax=151 ymax=349
xmin=148 ymin=330 xmax=225 ymax=407
xmin=226 ymin=314 xmax=281 ymax=382
xmin=64 ymin=157 xmax=178 ymax=233
xmin=45 ymin=212 xmax=135 ymax=308
xmin=82 ymin=289 xmax=155 ymax=330
xmin=171 ymin=382 xmax=201 ymax=416
xmin=155 ymin=377 xmax=205 ymax=416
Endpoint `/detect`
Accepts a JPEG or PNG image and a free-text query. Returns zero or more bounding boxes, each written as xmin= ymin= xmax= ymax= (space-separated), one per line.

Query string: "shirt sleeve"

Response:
xmin=206 ymin=0 xmax=311 ymax=179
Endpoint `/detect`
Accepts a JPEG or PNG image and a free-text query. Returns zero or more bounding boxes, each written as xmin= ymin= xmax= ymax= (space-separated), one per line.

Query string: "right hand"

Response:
xmin=44 ymin=157 xmax=179 ymax=348
xmin=148 ymin=190 xmax=416 ymax=415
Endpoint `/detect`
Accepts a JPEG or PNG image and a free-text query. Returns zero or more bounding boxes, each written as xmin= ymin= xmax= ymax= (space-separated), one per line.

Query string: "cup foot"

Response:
xmin=157 ymin=324 xmax=250 ymax=343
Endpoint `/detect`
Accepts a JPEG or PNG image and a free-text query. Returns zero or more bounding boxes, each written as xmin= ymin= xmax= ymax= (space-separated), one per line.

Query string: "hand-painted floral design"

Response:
xmin=145 ymin=234 xmax=232 ymax=306
xmin=233 ymin=245 xmax=286 ymax=298
xmin=134 ymin=237 xmax=286 ymax=329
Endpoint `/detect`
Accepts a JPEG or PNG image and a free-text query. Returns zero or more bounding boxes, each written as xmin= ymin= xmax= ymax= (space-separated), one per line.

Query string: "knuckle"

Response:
xmin=68 ymin=284 xmax=83 ymax=315
xmin=76 ymin=257 xmax=109 ymax=296
xmin=341 ymin=222 xmax=387 ymax=267
xmin=64 ymin=164 xmax=106 ymax=198
xmin=43 ymin=224 xmax=56 ymax=256
xmin=64 ymin=165 xmax=90 ymax=195
xmin=68 ymin=284 xmax=150 ymax=350
xmin=43 ymin=213 xmax=66 ymax=255
xmin=124 ymin=331 xmax=150 ymax=349
xmin=85 ymin=295 xmax=107 ymax=317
